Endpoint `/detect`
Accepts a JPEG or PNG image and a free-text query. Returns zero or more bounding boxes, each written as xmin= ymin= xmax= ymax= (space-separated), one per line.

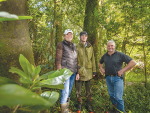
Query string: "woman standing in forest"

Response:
xmin=55 ymin=29 xmax=79 ymax=113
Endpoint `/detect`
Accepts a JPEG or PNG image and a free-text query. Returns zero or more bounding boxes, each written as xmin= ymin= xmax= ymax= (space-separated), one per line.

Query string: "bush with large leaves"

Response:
xmin=0 ymin=54 xmax=72 ymax=112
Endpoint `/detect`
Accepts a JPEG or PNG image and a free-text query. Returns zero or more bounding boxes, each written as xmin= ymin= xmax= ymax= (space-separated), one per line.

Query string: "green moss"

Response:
xmin=0 ymin=21 xmax=34 ymax=84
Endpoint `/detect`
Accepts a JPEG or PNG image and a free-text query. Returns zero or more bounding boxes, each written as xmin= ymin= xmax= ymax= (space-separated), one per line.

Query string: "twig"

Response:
xmin=13 ymin=104 xmax=20 ymax=113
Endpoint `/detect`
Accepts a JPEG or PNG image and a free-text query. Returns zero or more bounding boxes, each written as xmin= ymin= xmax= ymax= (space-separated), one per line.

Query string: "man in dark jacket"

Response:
xmin=76 ymin=31 xmax=96 ymax=113
xmin=55 ymin=29 xmax=79 ymax=113
xmin=99 ymin=40 xmax=136 ymax=113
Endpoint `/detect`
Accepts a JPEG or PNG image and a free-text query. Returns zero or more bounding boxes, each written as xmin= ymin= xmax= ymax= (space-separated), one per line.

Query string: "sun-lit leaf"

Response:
xmin=0 ymin=84 xmax=52 ymax=109
xmin=40 ymin=91 xmax=59 ymax=106
xmin=36 ymin=68 xmax=72 ymax=87
xmin=9 ymin=67 xmax=32 ymax=84
xmin=31 ymin=64 xmax=35 ymax=77
xmin=0 ymin=16 xmax=32 ymax=22
xmin=9 ymin=67 xmax=28 ymax=79
xmin=48 ymin=68 xmax=72 ymax=79
xmin=34 ymin=65 xmax=41 ymax=80
xmin=37 ymin=70 xmax=56 ymax=80
xmin=19 ymin=54 xmax=33 ymax=79
xmin=19 ymin=78 xmax=33 ymax=84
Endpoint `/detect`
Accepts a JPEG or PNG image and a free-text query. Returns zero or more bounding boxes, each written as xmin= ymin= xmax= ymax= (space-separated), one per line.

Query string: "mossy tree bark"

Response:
xmin=0 ymin=0 xmax=34 ymax=84
xmin=55 ymin=0 xmax=63 ymax=47
xmin=83 ymin=0 xmax=99 ymax=73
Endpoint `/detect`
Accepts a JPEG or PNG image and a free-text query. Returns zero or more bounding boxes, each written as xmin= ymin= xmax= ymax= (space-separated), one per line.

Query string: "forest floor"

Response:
xmin=49 ymin=76 xmax=150 ymax=113
xmin=49 ymin=79 xmax=138 ymax=113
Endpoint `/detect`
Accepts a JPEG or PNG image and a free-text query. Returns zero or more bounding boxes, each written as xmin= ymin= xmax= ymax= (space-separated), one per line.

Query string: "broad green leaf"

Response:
xmin=31 ymin=64 xmax=35 ymax=78
xmin=38 ymin=76 xmax=65 ymax=86
xmin=0 ymin=16 xmax=32 ymax=22
xmin=48 ymin=68 xmax=72 ymax=79
xmin=43 ymin=84 xmax=64 ymax=89
xmin=18 ymin=16 xmax=33 ymax=19
xmin=9 ymin=67 xmax=28 ymax=79
xmin=40 ymin=91 xmax=59 ymax=106
xmin=0 ymin=84 xmax=52 ymax=109
xmin=38 ymin=70 xmax=56 ymax=80
xmin=31 ymin=86 xmax=41 ymax=91
xmin=9 ymin=67 xmax=32 ymax=84
xmin=19 ymin=78 xmax=33 ymax=84
xmin=34 ymin=65 xmax=41 ymax=80
xmin=38 ymin=69 xmax=72 ymax=85
xmin=0 ymin=76 xmax=16 ymax=86
xmin=35 ymin=68 xmax=72 ymax=89
xmin=19 ymin=54 xmax=33 ymax=79
xmin=47 ymin=70 xmax=60 ymax=78
xmin=34 ymin=84 xmax=64 ymax=90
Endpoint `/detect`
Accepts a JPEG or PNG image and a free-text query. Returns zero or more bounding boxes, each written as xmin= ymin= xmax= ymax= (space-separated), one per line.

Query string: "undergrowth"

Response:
xmin=48 ymin=79 xmax=150 ymax=113
xmin=124 ymin=82 xmax=150 ymax=113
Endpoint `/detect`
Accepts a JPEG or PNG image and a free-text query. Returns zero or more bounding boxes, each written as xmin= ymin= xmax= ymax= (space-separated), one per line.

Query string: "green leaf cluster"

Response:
xmin=0 ymin=54 xmax=72 ymax=112
xmin=124 ymin=83 xmax=150 ymax=113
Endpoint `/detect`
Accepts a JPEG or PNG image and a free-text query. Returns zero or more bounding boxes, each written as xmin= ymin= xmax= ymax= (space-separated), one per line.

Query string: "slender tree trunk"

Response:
xmin=98 ymin=0 xmax=103 ymax=58
xmin=55 ymin=0 xmax=62 ymax=47
xmin=143 ymin=44 xmax=147 ymax=88
xmin=141 ymin=19 xmax=147 ymax=88
xmin=0 ymin=0 xmax=34 ymax=84
xmin=29 ymin=19 xmax=40 ymax=65
xmin=43 ymin=0 xmax=56 ymax=61
xmin=83 ymin=0 xmax=99 ymax=72
xmin=122 ymin=1 xmax=127 ymax=83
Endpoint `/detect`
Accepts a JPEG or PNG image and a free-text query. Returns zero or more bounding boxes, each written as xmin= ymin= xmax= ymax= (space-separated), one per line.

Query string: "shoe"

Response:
xmin=86 ymin=102 xmax=93 ymax=112
xmin=60 ymin=103 xmax=69 ymax=113
xmin=77 ymin=97 xmax=82 ymax=112
xmin=86 ymin=97 xmax=93 ymax=113
xmin=67 ymin=97 xmax=70 ymax=108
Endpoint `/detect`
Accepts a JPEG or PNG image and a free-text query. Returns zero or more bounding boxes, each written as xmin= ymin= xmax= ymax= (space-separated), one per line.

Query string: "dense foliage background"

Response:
xmin=27 ymin=0 xmax=150 ymax=84
xmin=27 ymin=0 xmax=150 ymax=112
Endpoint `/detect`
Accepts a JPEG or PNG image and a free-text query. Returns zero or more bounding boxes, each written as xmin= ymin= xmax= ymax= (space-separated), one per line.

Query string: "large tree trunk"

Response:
xmin=0 ymin=0 xmax=34 ymax=84
xmin=83 ymin=0 xmax=99 ymax=73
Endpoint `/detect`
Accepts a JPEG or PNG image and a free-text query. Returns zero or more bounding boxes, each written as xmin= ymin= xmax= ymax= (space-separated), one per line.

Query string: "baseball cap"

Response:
xmin=64 ymin=29 xmax=73 ymax=35
xmin=80 ymin=31 xmax=88 ymax=37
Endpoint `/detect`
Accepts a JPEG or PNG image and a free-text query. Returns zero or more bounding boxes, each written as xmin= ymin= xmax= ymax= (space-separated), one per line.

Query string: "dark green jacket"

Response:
xmin=76 ymin=42 xmax=96 ymax=81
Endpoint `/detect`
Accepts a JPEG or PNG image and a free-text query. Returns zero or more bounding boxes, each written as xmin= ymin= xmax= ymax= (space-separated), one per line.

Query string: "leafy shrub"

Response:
xmin=91 ymin=80 xmax=112 ymax=113
xmin=124 ymin=82 xmax=150 ymax=113
xmin=0 ymin=54 xmax=72 ymax=113
xmin=48 ymin=79 xmax=150 ymax=113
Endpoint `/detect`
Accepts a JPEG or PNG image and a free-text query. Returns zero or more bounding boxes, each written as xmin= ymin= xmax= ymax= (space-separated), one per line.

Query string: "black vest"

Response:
xmin=61 ymin=40 xmax=77 ymax=74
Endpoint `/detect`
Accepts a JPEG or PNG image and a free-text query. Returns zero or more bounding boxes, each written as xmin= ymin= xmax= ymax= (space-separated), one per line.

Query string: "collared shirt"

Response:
xmin=85 ymin=42 xmax=87 ymax=47
xmin=99 ymin=51 xmax=132 ymax=77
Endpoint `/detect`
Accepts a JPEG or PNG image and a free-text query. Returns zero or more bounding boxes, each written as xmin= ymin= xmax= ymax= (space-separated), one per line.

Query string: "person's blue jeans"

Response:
xmin=60 ymin=74 xmax=76 ymax=104
xmin=106 ymin=75 xmax=125 ymax=113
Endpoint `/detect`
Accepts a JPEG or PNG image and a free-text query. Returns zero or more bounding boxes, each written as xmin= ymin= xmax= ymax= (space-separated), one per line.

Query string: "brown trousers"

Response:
xmin=75 ymin=80 xmax=91 ymax=101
